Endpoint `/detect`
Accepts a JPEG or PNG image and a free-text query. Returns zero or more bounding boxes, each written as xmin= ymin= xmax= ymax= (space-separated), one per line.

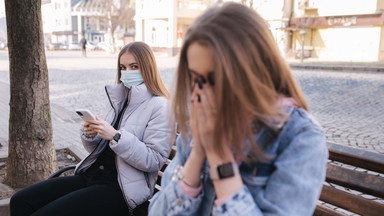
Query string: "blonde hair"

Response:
xmin=117 ymin=41 xmax=170 ymax=98
xmin=173 ymin=3 xmax=308 ymax=162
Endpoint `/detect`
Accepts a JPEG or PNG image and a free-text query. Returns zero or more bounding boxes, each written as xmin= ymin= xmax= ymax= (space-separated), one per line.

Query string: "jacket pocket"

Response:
xmin=240 ymin=162 xmax=274 ymax=187
xmin=242 ymin=175 xmax=269 ymax=186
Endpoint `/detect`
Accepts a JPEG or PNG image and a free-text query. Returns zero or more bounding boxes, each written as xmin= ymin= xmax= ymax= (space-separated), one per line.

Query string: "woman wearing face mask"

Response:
xmin=10 ymin=41 xmax=174 ymax=216
xmin=148 ymin=3 xmax=328 ymax=216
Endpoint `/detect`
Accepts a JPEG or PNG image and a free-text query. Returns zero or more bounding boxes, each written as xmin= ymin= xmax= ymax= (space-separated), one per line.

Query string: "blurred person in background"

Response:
xmin=79 ymin=34 xmax=87 ymax=57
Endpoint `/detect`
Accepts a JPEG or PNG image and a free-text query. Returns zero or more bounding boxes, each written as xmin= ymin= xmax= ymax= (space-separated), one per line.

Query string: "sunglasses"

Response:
xmin=192 ymin=72 xmax=215 ymax=90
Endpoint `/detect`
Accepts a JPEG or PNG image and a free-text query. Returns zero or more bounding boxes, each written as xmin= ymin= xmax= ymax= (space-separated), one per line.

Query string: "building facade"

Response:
xmin=289 ymin=0 xmax=384 ymax=61
xmin=42 ymin=0 xmax=134 ymax=51
xmin=135 ymin=0 xmax=287 ymax=56
xmin=135 ymin=0 xmax=212 ymax=56
xmin=42 ymin=0 xmax=82 ymax=47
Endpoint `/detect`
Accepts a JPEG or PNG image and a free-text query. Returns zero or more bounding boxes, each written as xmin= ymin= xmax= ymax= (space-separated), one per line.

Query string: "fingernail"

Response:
xmin=194 ymin=78 xmax=202 ymax=89
xmin=199 ymin=75 xmax=206 ymax=84
xmin=194 ymin=78 xmax=199 ymax=84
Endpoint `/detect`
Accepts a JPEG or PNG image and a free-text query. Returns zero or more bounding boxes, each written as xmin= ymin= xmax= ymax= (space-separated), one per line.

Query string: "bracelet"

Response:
xmin=172 ymin=166 xmax=201 ymax=187
xmin=82 ymin=130 xmax=94 ymax=139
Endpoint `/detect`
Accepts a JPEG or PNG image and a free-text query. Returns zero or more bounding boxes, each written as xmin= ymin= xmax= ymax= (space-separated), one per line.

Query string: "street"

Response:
xmin=0 ymin=50 xmax=383 ymax=157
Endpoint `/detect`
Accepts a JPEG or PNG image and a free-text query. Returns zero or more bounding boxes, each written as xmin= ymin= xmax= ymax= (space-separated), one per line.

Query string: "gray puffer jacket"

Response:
xmin=75 ymin=83 xmax=174 ymax=208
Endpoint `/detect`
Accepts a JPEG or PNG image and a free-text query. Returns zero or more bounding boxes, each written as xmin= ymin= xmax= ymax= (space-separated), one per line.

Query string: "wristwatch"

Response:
xmin=110 ymin=131 xmax=121 ymax=145
xmin=209 ymin=162 xmax=239 ymax=180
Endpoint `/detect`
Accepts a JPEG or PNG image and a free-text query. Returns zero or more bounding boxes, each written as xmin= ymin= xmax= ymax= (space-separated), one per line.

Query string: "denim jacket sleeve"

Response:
xmin=149 ymin=110 xmax=328 ymax=216
xmin=213 ymin=111 xmax=328 ymax=216
xmin=148 ymin=135 xmax=205 ymax=216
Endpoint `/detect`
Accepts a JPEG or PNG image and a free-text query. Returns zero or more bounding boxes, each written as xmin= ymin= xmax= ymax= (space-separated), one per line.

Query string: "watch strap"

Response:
xmin=111 ymin=131 xmax=121 ymax=145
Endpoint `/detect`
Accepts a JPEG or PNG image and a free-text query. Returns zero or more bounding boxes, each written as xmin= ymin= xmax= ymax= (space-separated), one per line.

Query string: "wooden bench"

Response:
xmin=52 ymin=142 xmax=384 ymax=215
xmin=153 ymin=142 xmax=384 ymax=215
xmin=314 ymin=142 xmax=384 ymax=216
xmin=154 ymin=145 xmax=176 ymax=194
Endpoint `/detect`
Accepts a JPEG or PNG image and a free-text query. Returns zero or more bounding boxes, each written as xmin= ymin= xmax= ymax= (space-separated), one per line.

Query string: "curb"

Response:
xmin=0 ymin=145 xmax=86 ymax=216
xmin=66 ymin=144 xmax=87 ymax=161
xmin=0 ymin=198 xmax=10 ymax=216
xmin=289 ymin=64 xmax=384 ymax=72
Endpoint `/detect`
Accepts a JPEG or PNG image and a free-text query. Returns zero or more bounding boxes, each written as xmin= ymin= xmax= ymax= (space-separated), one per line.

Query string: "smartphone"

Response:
xmin=75 ymin=109 xmax=96 ymax=121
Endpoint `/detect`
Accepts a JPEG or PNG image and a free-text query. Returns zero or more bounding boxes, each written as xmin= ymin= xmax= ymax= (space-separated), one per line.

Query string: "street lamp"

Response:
xmin=299 ymin=29 xmax=307 ymax=63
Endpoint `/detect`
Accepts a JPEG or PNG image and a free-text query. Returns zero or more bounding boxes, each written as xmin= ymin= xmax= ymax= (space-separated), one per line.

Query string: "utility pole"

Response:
xmin=300 ymin=28 xmax=307 ymax=63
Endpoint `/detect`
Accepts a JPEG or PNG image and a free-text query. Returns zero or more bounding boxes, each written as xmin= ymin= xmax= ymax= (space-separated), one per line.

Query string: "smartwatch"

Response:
xmin=111 ymin=131 xmax=121 ymax=145
xmin=209 ymin=162 xmax=238 ymax=180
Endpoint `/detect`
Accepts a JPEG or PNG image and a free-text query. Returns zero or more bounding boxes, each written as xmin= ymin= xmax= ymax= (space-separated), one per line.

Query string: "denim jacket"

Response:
xmin=148 ymin=107 xmax=328 ymax=216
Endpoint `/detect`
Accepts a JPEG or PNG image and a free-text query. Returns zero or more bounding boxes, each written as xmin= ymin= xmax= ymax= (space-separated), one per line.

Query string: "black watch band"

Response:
xmin=111 ymin=131 xmax=121 ymax=145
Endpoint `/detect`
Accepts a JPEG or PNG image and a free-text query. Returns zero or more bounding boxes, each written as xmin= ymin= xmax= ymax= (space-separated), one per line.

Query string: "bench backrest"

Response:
xmin=154 ymin=145 xmax=176 ymax=193
xmin=153 ymin=141 xmax=384 ymax=216
xmin=314 ymin=142 xmax=384 ymax=216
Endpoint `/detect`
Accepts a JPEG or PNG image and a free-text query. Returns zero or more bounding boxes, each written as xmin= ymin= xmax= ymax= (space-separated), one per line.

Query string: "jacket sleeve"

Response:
xmin=110 ymin=98 xmax=175 ymax=172
xmin=79 ymin=128 xmax=102 ymax=153
xmin=148 ymin=135 xmax=205 ymax=216
xmin=212 ymin=121 xmax=328 ymax=216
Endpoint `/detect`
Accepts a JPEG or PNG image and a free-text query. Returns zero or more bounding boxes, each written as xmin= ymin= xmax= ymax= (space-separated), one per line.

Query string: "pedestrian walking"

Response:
xmin=79 ymin=35 xmax=87 ymax=57
xmin=148 ymin=2 xmax=328 ymax=216
xmin=10 ymin=41 xmax=175 ymax=216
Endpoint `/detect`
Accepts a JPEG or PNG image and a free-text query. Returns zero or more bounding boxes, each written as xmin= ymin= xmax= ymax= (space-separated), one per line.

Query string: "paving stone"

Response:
xmin=0 ymin=52 xmax=383 ymax=216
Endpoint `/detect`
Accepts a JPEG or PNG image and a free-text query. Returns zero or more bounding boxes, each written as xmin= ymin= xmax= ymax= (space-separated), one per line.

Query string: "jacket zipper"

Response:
xmin=114 ymin=89 xmax=132 ymax=207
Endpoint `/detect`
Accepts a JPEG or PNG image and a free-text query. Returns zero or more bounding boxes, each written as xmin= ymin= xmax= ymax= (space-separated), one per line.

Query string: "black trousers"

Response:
xmin=10 ymin=175 xmax=134 ymax=216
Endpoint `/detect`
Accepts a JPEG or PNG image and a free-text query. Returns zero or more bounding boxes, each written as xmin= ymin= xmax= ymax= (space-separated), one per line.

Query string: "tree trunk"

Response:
xmin=5 ymin=0 xmax=57 ymax=188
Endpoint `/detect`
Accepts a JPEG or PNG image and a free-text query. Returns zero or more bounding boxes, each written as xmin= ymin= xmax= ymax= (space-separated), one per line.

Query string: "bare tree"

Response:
xmin=83 ymin=0 xmax=135 ymax=53
xmin=241 ymin=0 xmax=254 ymax=8
xmin=5 ymin=0 xmax=57 ymax=188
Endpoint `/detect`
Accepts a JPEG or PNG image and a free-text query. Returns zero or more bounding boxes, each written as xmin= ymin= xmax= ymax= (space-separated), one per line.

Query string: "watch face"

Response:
xmin=113 ymin=132 xmax=121 ymax=142
xmin=218 ymin=163 xmax=235 ymax=179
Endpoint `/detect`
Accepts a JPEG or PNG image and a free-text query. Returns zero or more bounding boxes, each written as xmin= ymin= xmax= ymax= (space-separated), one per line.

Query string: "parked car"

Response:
xmin=0 ymin=41 xmax=7 ymax=50
xmin=48 ymin=43 xmax=67 ymax=50
xmin=87 ymin=42 xmax=98 ymax=51
xmin=94 ymin=42 xmax=109 ymax=52
xmin=68 ymin=43 xmax=80 ymax=50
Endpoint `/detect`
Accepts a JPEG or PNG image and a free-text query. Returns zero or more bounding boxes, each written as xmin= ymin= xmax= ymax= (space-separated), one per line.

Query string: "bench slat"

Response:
xmin=319 ymin=185 xmax=384 ymax=216
xmin=327 ymin=142 xmax=384 ymax=173
xmin=326 ymin=163 xmax=384 ymax=198
xmin=313 ymin=204 xmax=344 ymax=216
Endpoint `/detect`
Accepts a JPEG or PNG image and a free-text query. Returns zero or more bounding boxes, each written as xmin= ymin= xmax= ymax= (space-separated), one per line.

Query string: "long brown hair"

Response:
xmin=117 ymin=41 xmax=170 ymax=98
xmin=173 ymin=2 xmax=308 ymax=162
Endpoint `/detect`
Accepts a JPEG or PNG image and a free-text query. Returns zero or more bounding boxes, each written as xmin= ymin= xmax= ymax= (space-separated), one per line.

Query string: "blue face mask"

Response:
xmin=120 ymin=70 xmax=144 ymax=88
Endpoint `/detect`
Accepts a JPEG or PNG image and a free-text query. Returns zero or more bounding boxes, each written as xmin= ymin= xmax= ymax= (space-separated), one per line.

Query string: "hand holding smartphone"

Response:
xmin=75 ymin=109 xmax=96 ymax=121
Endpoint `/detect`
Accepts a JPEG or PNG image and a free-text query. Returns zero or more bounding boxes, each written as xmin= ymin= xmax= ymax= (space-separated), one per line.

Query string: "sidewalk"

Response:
xmin=0 ymin=56 xmax=384 ymax=215
xmin=287 ymin=58 xmax=384 ymax=72
xmin=1 ymin=59 xmax=384 ymax=158
xmin=0 ymin=81 xmax=88 ymax=160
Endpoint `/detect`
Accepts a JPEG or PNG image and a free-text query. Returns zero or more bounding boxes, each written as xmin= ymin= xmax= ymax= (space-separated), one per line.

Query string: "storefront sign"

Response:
xmin=290 ymin=13 xmax=384 ymax=28
xmin=327 ymin=16 xmax=357 ymax=26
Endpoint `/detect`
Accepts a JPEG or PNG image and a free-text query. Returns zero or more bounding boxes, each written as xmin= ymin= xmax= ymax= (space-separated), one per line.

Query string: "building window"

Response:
xmin=151 ymin=27 xmax=157 ymax=46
